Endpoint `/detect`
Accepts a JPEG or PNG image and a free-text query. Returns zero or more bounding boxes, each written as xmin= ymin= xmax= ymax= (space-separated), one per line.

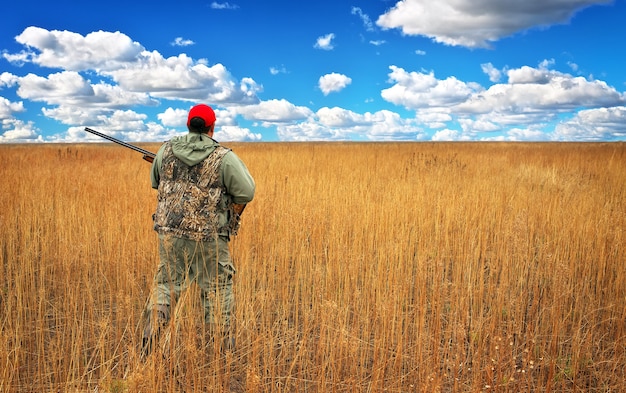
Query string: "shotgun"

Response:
xmin=84 ymin=127 xmax=156 ymax=163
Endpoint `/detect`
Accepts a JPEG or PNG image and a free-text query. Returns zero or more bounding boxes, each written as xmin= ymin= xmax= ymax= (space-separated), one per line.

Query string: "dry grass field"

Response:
xmin=0 ymin=142 xmax=624 ymax=392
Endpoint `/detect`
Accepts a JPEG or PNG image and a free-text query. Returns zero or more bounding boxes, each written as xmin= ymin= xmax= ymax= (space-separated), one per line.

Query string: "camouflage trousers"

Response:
xmin=145 ymin=234 xmax=236 ymax=330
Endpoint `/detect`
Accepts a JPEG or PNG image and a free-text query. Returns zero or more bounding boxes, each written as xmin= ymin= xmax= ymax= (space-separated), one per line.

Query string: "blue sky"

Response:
xmin=1 ymin=0 xmax=625 ymax=142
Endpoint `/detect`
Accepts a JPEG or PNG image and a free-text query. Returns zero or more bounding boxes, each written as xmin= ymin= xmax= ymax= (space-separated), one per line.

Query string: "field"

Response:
xmin=1 ymin=142 xmax=625 ymax=392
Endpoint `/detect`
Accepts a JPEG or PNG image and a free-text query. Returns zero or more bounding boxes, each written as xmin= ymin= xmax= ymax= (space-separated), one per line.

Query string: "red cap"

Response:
xmin=187 ymin=104 xmax=216 ymax=128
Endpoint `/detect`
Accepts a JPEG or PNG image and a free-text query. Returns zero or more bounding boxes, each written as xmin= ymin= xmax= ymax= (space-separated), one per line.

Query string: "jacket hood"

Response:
xmin=170 ymin=133 xmax=219 ymax=166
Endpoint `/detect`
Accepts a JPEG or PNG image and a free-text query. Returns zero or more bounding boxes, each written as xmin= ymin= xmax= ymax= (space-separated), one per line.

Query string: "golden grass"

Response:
xmin=1 ymin=142 xmax=624 ymax=392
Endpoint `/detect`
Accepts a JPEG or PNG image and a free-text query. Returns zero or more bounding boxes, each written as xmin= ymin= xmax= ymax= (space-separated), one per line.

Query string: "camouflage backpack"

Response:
xmin=153 ymin=142 xmax=232 ymax=241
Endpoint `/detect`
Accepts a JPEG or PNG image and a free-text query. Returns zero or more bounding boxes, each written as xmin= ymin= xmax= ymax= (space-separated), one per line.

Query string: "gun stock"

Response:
xmin=84 ymin=127 xmax=156 ymax=163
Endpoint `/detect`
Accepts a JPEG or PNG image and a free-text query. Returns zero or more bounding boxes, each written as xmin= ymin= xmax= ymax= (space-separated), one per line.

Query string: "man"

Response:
xmin=142 ymin=104 xmax=255 ymax=357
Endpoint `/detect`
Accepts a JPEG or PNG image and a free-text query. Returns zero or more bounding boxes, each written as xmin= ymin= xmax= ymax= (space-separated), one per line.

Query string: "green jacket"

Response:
xmin=151 ymin=133 xmax=255 ymax=233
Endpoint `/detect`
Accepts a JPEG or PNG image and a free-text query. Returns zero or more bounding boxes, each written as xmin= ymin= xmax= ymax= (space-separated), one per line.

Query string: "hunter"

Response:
xmin=142 ymin=104 xmax=255 ymax=356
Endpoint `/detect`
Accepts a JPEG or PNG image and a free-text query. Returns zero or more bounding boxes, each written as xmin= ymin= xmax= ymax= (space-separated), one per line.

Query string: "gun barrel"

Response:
xmin=84 ymin=127 xmax=156 ymax=161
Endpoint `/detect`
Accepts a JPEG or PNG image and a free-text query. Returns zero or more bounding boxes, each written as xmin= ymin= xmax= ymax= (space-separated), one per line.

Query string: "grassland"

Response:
xmin=0 ymin=142 xmax=624 ymax=392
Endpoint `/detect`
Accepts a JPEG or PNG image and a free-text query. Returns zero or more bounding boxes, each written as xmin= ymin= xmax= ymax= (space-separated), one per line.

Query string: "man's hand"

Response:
xmin=232 ymin=203 xmax=246 ymax=216
xmin=228 ymin=204 xmax=247 ymax=236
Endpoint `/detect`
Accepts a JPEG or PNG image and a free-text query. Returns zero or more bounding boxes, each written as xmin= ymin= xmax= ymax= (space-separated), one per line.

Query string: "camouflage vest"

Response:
xmin=153 ymin=142 xmax=231 ymax=241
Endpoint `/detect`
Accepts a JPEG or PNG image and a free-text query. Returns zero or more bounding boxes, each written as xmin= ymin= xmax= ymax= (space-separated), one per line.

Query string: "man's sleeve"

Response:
xmin=221 ymin=151 xmax=255 ymax=204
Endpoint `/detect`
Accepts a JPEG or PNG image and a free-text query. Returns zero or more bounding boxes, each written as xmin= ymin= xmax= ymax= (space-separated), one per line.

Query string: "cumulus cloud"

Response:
xmin=317 ymin=106 xmax=369 ymax=127
xmin=458 ymin=67 xmax=624 ymax=115
xmin=105 ymin=53 xmax=261 ymax=104
xmin=215 ymin=125 xmax=262 ymax=141
xmin=1 ymin=23 xmax=624 ymax=143
xmin=314 ymin=33 xmax=336 ymax=50
xmin=236 ymin=99 xmax=313 ymax=123
xmin=7 ymin=71 xmax=158 ymax=130
xmin=432 ymin=129 xmax=469 ymax=141
xmin=93 ymin=110 xmax=148 ymax=132
xmin=0 ymin=96 xmax=25 ymax=118
xmin=381 ymin=66 xmax=482 ymax=109
xmin=158 ymin=107 xmax=188 ymax=127
xmin=376 ymin=0 xmax=611 ymax=48
xmin=0 ymin=118 xmax=42 ymax=142
xmin=276 ymin=107 xmax=424 ymax=141
xmin=14 ymin=71 xmax=156 ymax=108
xmin=554 ymin=106 xmax=626 ymax=141
xmin=0 ymin=72 xmax=19 ymax=88
xmin=380 ymin=61 xmax=626 ymax=141
xmin=1 ymin=27 xmax=263 ymax=141
xmin=277 ymin=121 xmax=347 ymax=141
xmin=6 ymin=27 xmax=261 ymax=106
xmin=416 ymin=109 xmax=452 ymax=129
xmin=9 ymin=27 xmax=144 ymax=71
xmin=319 ymin=73 xmax=352 ymax=95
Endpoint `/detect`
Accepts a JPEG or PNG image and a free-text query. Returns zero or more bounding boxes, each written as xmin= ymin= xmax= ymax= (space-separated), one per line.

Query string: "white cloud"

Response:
xmin=318 ymin=73 xmax=352 ymax=95
xmin=236 ymin=99 xmax=313 ymax=123
xmin=359 ymin=110 xmax=425 ymax=140
xmin=277 ymin=121 xmax=347 ymax=141
xmin=55 ymin=122 xmax=173 ymax=143
xmin=568 ymin=61 xmax=580 ymax=73
xmin=13 ymin=71 xmax=157 ymax=112
xmin=459 ymin=68 xmax=624 ymax=115
xmin=507 ymin=65 xmax=555 ymax=84
xmin=215 ymin=125 xmax=262 ymax=142
xmin=553 ymin=106 xmax=626 ymax=140
xmin=0 ymin=72 xmax=19 ymax=88
xmin=416 ymin=109 xmax=452 ymax=129
xmin=106 ymin=53 xmax=261 ymax=104
xmin=317 ymin=106 xmax=368 ymax=127
xmin=0 ymin=96 xmax=25 ymax=118
xmin=270 ymin=65 xmax=287 ymax=75
xmin=458 ymin=117 xmax=500 ymax=133
xmin=376 ymin=0 xmax=611 ymax=48
xmin=5 ymin=27 xmax=261 ymax=106
xmin=93 ymin=109 xmax=148 ymax=132
xmin=171 ymin=37 xmax=195 ymax=47
xmin=158 ymin=107 xmax=188 ymax=127
xmin=2 ymin=51 xmax=31 ymax=65
xmin=314 ymin=33 xmax=335 ymax=50
xmin=505 ymin=127 xmax=552 ymax=141
xmin=2 ymin=24 xmax=624 ymax=143
xmin=11 ymin=27 xmax=144 ymax=71
xmin=432 ymin=129 xmax=468 ymax=141
xmin=276 ymin=107 xmax=424 ymax=141
xmin=42 ymin=106 xmax=94 ymax=126
xmin=0 ymin=118 xmax=42 ymax=142
xmin=352 ymin=7 xmax=375 ymax=31
xmin=381 ymin=65 xmax=482 ymax=109
xmin=17 ymin=71 xmax=93 ymax=104
xmin=379 ymin=62 xmax=626 ymax=141
xmin=481 ymin=63 xmax=502 ymax=83
xmin=383 ymin=63 xmax=625 ymax=119
xmin=210 ymin=2 xmax=239 ymax=10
